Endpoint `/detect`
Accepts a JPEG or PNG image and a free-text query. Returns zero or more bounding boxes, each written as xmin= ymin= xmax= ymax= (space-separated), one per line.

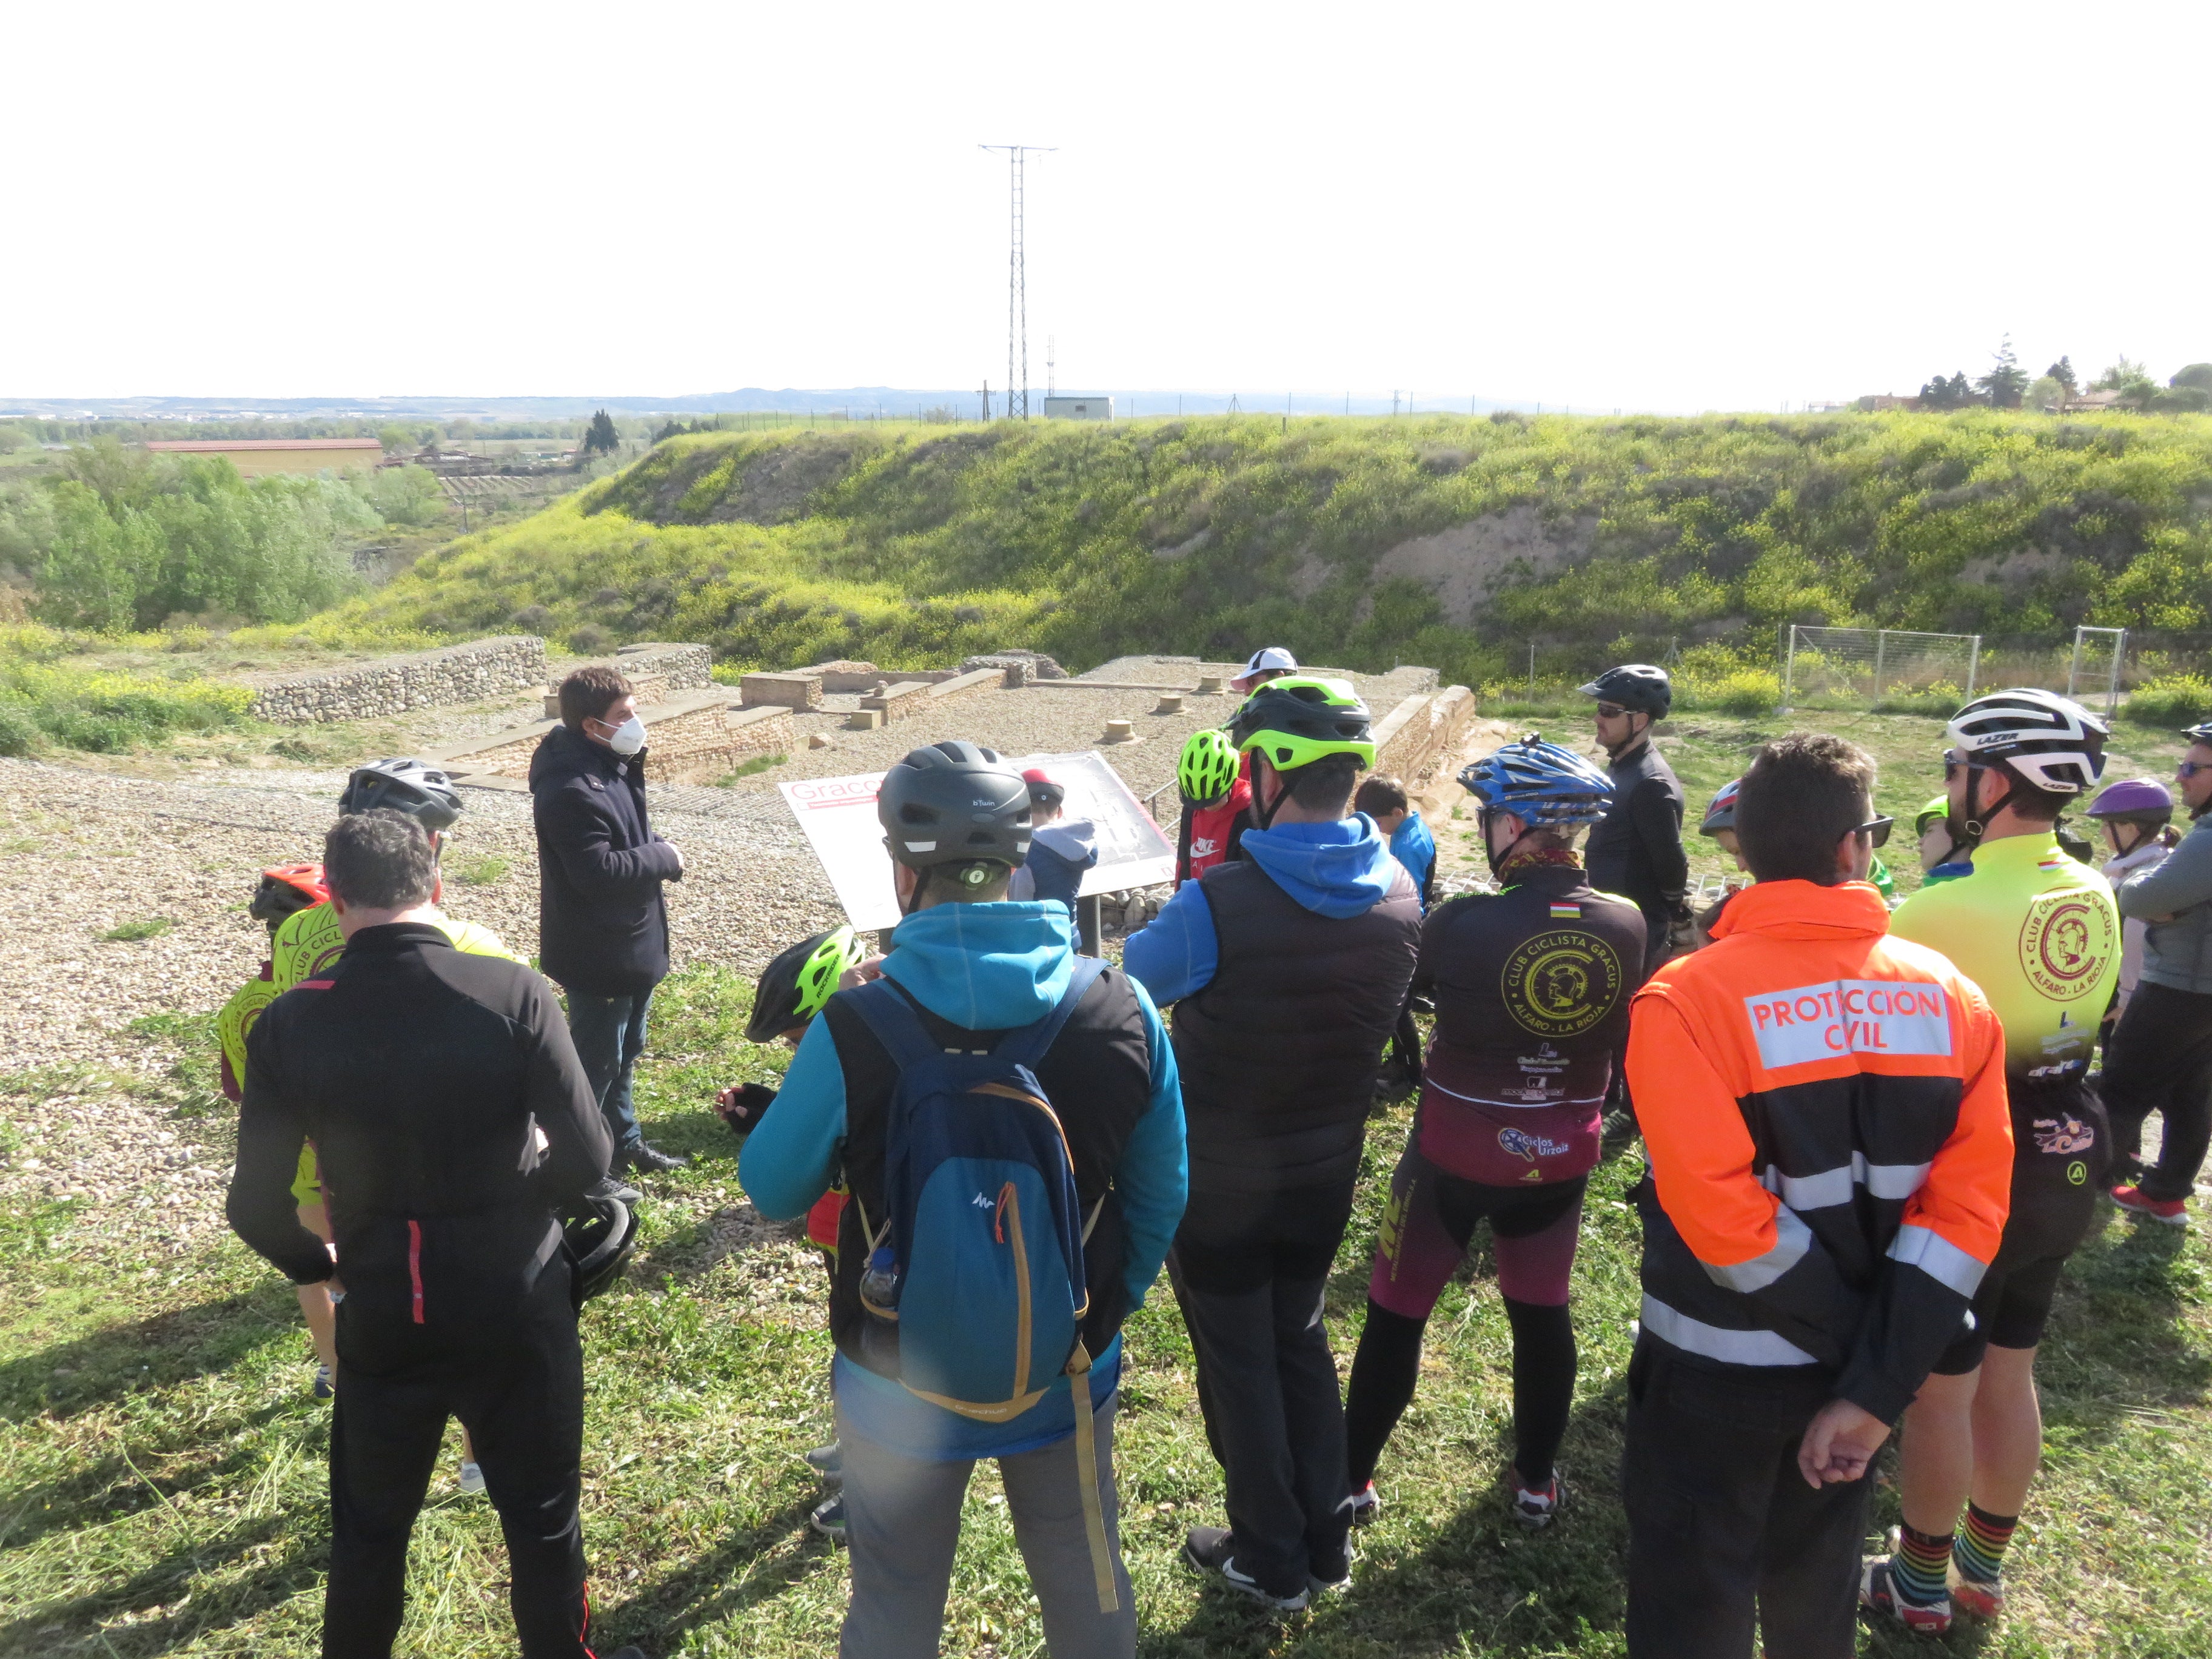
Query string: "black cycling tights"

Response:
xmin=1344 ymin=1296 xmax=1577 ymax=1492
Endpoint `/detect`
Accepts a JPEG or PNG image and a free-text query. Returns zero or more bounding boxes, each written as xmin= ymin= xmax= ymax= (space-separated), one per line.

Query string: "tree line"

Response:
xmin=1919 ymin=341 xmax=2212 ymax=412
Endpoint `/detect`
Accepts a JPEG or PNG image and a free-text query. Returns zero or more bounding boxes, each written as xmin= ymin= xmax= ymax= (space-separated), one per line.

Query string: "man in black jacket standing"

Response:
xmin=1125 ymin=677 xmax=1422 ymax=1611
xmin=1581 ymin=663 xmax=1689 ymax=973
xmin=227 ymin=810 xmax=643 ymax=1659
xmin=531 ymin=665 xmax=688 ymax=1175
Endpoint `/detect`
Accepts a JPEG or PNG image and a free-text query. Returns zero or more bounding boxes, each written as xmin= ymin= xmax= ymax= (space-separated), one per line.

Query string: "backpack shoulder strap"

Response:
xmin=840 ymin=977 xmax=943 ymax=1071
xmin=994 ymin=956 xmax=1108 ymax=1073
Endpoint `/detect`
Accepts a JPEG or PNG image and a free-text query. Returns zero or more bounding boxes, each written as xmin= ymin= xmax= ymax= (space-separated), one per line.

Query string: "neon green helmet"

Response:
xmin=1914 ymin=794 xmax=1950 ymax=834
xmin=1178 ymin=727 xmax=1241 ymax=803
xmin=1230 ymin=675 xmax=1376 ymax=771
xmin=745 ymin=925 xmax=865 ymax=1042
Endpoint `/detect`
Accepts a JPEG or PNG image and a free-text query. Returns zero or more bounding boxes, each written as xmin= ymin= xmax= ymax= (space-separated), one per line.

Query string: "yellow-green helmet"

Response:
xmin=1230 ymin=675 xmax=1376 ymax=771
xmin=1178 ymin=727 xmax=1240 ymax=803
xmin=745 ymin=925 xmax=866 ymax=1042
xmin=1914 ymin=794 xmax=1951 ymax=835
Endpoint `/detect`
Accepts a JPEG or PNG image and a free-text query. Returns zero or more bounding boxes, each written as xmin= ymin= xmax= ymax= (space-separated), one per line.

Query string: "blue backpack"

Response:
xmin=845 ymin=956 xmax=1123 ymax=1612
xmin=845 ymin=956 xmax=1106 ymax=1423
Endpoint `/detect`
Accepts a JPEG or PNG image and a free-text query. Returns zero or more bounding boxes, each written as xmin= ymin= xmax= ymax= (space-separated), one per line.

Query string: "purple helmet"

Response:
xmin=2085 ymin=779 xmax=2173 ymax=823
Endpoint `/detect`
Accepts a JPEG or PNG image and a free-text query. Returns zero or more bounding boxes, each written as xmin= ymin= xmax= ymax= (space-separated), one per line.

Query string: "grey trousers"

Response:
xmin=837 ymin=1395 xmax=1136 ymax=1659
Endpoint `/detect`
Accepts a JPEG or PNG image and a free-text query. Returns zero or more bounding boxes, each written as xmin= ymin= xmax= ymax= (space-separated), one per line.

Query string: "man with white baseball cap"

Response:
xmin=1229 ymin=647 xmax=1298 ymax=694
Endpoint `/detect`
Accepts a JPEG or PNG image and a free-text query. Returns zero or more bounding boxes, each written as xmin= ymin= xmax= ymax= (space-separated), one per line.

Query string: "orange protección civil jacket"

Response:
xmin=1626 ymin=879 xmax=2014 ymax=1423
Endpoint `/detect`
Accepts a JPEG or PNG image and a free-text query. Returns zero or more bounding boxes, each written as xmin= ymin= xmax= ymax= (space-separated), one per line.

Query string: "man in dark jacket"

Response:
xmin=1125 ymin=676 xmax=1423 ymax=1611
xmin=226 ymin=810 xmax=643 ymax=1659
xmin=1581 ymin=663 xmax=1689 ymax=971
xmin=530 ymin=665 xmax=688 ymax=1175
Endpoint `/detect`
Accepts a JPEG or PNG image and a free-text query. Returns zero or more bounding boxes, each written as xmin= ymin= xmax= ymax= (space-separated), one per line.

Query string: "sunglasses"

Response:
xmin=2179 ymin=760 xmax=2212 ymax=779
xmin=1850 ymin=816 xmax=1894 ymax=848
xmin=1595 ymin=703 xmax=1629 ymax=719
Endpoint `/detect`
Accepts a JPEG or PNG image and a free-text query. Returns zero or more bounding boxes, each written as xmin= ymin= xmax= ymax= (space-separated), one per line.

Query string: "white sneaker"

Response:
xmin=458 ymin=1460 xmax=486 ymax=1495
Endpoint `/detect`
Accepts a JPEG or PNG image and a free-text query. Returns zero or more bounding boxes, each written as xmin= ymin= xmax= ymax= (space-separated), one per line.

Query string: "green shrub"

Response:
xmin=0 ymin=699 xmax=39 ymax=755
xmin=449 ymin=853 xmax=511 ymax=886
xmin=99 ymin=917 xmax=175 ymax=942
xmin=1680 ymin=667 xmax=1781 ymax=714
xmin=2125 ymin=674 xmax=2212 ymax=726
xmin=0 ymin=662 xmax=255 ymax=753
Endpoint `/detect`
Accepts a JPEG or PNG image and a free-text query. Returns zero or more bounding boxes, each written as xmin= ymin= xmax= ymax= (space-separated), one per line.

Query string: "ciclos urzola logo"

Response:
xmin=1498 ymin=1125 xmax=1572 ymax=1179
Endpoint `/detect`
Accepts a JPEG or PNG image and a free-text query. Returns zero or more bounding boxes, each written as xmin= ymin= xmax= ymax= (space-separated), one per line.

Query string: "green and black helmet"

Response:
xmin=745 ymin=925 xmax=866 ymax=1042
xmin=1230 ymin=675 xmax=1376 ymax=772
xmin=1177 ymin=726 xmax=1241 ymax=804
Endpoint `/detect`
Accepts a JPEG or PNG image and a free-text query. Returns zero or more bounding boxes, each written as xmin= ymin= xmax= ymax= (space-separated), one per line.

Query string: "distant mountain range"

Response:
xmin=2 ymin=388 xmax=1528 ymax=420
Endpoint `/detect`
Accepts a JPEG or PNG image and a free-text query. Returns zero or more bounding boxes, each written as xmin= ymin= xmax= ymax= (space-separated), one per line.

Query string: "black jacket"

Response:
xmin=529 ymin=723 xmax=683 ymax=997
xmin=226 ymin=923 xmax=611 ymax=1370
xmin=1585 ymin=737 xmax=1689 ymax=925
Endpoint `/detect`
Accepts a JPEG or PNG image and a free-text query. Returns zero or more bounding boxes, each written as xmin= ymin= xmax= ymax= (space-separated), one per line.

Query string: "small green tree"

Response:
xmin=2046 ymin=357 xmax=2079 ymax=395
xmin=582 ymin=411 xmax=621 ymax=458
xmin=1976 ymin=337 xmax=2029 ymax=409
xmin=2172 ymin=363 xmax=2212 ymax=393
xmin=2091 ymin=358 xmax=2158 ymax=407
xmin=1919 ymin=372 xmax=1977 ymax=410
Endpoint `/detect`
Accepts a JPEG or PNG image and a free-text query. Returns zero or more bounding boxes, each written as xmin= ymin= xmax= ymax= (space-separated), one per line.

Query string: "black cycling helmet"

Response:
xmin=339 ymin=757 xmax=464 ymax=832
xmin=745 ymin=926 xmax=866 ymax=1042
xmin=877 ymin=740 xmax=1032 ymax=874
xmin=561 ymin=1195 xmax=637 ymax=1305
xmin=1228 ymin=675 xmax=1377 ymax=771
xmin=1578 ymin=663 xmax=1673 ymax=719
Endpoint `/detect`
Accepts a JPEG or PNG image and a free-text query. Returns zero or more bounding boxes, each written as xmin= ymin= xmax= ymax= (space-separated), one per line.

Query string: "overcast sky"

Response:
xmin=10 ymin=1 xmax=2205 ymax=411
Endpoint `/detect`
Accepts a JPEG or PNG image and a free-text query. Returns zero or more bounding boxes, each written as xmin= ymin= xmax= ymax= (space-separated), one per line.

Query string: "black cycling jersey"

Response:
xmin=227 ymin=923 xmax=611 ymax=1369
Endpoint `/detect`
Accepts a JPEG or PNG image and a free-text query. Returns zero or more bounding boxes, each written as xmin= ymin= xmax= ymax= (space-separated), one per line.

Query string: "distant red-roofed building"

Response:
xmin=144 ymin=437 xmax=385 ymax=477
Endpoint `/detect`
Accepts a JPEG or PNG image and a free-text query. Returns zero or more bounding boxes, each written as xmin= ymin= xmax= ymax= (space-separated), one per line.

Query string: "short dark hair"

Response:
xmin=1736 ymin=732 xmax=1878 ymax=885
xmin=1275 ymin=752 xmax=1361 ymax=814
xmin=324 ymin=809 xmax=438 ymax=910
xmin=558 ymin=665 xmax=632 ymax=730
xmin=1353 ymin=775 xmax=1409 ymax=818
xmin=1985 ymin=759 xmax=2068 ymax=825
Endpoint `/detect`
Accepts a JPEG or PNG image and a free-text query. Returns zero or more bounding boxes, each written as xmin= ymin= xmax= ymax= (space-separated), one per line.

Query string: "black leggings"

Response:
xmin=2102 ymin=980 xmax=2212 ymax=1202
xmin=1345 ymin=1297 xmax=1576 ymax=1491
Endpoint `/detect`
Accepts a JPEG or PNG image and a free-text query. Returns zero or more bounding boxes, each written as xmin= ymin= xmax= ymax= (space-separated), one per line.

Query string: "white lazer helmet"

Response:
xmin=1946 ymin=688 xmax=2108 ymax=794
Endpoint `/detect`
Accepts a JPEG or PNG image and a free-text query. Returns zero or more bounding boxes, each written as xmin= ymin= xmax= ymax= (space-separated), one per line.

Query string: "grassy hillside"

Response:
xmin=322 ymin=412 xmax=2212 ymax=689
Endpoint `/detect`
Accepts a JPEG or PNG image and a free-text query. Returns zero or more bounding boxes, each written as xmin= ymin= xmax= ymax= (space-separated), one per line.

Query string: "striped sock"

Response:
xmin=1892 ymin=1523 xmax=1954 ymax=1606
xmin=1956 ymin=1504 xmax=2017 ymax=1584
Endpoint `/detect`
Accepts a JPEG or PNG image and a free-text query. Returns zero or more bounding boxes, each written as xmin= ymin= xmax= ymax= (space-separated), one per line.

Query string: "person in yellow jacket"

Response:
xmin=216 ymin=761 xmax=518 ymax=1446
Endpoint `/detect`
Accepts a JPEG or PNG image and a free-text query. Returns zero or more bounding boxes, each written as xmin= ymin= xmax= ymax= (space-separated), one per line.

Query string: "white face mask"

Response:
xmin=601 ymin=714 xmax=646 ymax=756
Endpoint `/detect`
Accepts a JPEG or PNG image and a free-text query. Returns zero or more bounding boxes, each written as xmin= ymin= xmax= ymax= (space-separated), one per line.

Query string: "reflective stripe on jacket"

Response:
xmin=1625 ymin=879 xmax=2012 ymax=1424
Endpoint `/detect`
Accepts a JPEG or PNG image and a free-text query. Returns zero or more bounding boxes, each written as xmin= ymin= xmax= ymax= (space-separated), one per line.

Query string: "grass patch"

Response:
xmin=714 ymin=753 xmax=786 ymax=785
xmin=7 ymin=715 xmax=2212 ymax=1656
xmin=448 ymin=854 xmax=511 ymax=886
xmin=0 ymin=661 xmax=255 ymax=756
xmin=96 ymin=917 xmax=175 ymax=942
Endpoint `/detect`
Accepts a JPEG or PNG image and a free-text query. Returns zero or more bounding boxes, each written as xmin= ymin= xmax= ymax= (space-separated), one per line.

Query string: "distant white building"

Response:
xmin=1042 ymin=396 xmax=1113 ymax=421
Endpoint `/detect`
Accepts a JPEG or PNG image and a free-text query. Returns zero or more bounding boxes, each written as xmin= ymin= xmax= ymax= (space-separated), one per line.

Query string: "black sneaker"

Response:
xmin=1182 ymin=1525 xmax=1309 ymax=1612
xmin=1307 ymin=1540 xmax=1353 ymax=1595
xmin=623 ymin=1142 xmax=689 ymax=1175
xmin=810 ymin=1492 xmax=848 ymax=1542
xmin=585 ymin=1173 xmax=644 ymax=1204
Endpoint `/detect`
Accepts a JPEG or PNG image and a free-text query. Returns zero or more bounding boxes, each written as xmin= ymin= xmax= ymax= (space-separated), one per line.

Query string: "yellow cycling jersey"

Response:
xmin=1888 ymin=833 xmax=2119 ymax=1078
xmin=217 ymin=905 xmax=523 ymax=1203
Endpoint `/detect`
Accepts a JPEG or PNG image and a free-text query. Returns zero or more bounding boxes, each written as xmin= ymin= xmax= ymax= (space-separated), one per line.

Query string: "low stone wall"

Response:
xmin=860 ymin=667 xmax=1005 ymax=725
xmin=248 ymin=635 xmax=546 ymax=725
xmin=739 ymin=671 xmax=826 ymax=711
xmin=612 ymin=642 xmax=713 ymax=692
xmin=808 ymin=659 xmax=883 ymax=693
xmin=1373 ymin=685 xmax=1478 ymax=789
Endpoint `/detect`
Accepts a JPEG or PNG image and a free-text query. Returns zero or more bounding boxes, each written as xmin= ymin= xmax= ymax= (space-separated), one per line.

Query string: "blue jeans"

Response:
xmin=566 ymin=988 xmax=653 ymax=1152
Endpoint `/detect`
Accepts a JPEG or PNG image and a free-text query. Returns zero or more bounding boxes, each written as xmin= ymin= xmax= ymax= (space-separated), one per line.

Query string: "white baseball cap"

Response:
xmin=1230 ymin=646 xmax=1298 ymax=692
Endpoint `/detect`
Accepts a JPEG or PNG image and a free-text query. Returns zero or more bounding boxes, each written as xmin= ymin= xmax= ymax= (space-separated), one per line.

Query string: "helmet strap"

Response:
xmin=1481 ymin=809 xmax=1534 ymax=878
xmin=1253 ymin=760 xmax=1291 ymax=831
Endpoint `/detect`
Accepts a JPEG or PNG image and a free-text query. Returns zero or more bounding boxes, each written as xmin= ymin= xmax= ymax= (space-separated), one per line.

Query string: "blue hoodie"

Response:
xmin=740 ymin=900 xmax=1185 ymax=1460
xmin=1124 ymin=814 xmax=1406 ymax=1005
xmin=1389 ymin=811 xmax=1436 ymax=912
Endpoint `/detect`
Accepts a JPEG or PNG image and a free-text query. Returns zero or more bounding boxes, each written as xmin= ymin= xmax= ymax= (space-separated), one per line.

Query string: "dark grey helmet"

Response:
xmin=1578 ymin=663 xmax=1673 ymax=719
xmin=338 ymin=758 xmax=463 ymax=833
xmin=877 ymin=740 xmax=1031 ymax=871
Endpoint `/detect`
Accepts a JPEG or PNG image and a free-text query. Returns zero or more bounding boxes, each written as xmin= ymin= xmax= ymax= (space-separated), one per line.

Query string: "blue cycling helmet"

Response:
xmin=1457 ymin=734 xmax=1615 ymax=826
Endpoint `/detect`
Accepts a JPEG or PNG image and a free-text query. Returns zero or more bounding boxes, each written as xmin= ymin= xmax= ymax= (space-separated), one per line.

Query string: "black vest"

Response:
xmin=819 ymin=965 xmax=1156 ymax=1377
xmin=1172 ymin=855 xmax=1422 ymax=1195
